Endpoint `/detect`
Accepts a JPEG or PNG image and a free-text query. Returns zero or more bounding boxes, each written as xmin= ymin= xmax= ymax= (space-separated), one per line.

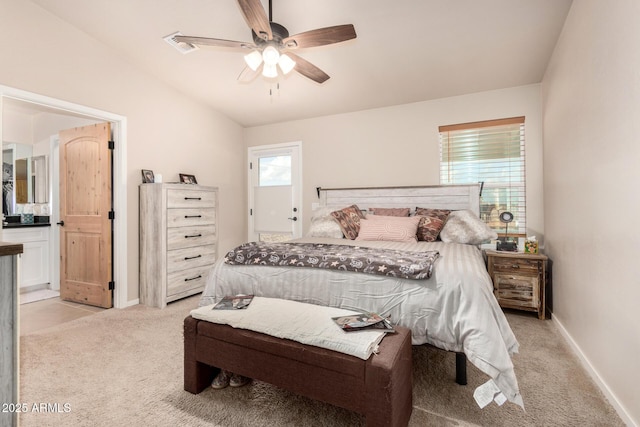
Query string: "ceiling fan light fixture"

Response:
xmin=278 ymin=54 xmax=296 ymax=75
xmin=262 ymin=63 xmax=278 ymax=78
xmin=262 ymin=45 xmax=280 ymax=66
xmin=244 ymin=50 xmax=263 ymax=71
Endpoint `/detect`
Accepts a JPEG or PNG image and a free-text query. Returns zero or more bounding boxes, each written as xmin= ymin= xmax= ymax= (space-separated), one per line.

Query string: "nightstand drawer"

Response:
xmin=494 ymin=274 xmax=539 ymax=309
xmin=492 ymin=257 xmax=540 ymax=274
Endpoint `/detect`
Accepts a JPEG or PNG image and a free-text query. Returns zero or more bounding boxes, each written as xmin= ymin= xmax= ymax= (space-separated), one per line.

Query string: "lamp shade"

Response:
xmin=278 ymin=54 xmax=296 ymax=74
xmin=262 ymin=63 xmax=278 ymax=78
xmin=262 ymin=46 xmax=280 ymax=66
xmin=244 ymin=50 xmax=263 ymax=71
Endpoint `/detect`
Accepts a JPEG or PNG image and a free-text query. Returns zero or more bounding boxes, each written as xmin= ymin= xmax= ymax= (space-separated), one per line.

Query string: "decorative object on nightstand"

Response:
xmin=139 ymin=183 xmax=218 ymax=308
xmin=485 ymin=250 xmax=548 ymax=319
xmin=496 ymin=211 xmax=518 ymax=252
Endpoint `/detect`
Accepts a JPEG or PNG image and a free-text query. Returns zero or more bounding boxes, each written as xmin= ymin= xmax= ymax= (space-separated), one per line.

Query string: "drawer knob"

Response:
xmin=184 ymin=275 xmax=202 ymax=282
xmin=185 ymin=234 xmax=202 ymax=238
xmin=511 ymin=264 xmax=520 ymax=269
xmin=184 ymin=197 xmax=202 ymax=200
xmin=184 ymin=254 xmax=202 ymax=261
xmin=184 ymin=215 xmax=202 ymax=218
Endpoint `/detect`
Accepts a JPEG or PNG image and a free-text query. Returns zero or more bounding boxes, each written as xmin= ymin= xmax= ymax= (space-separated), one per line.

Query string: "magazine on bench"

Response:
xmin=212 ymin=294 xmax=254 ymax=310
xmin=332 ymin=312 xmax=395 ymax=333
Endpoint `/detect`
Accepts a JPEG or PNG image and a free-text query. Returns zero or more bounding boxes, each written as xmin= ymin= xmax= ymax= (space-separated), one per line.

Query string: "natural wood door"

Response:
xmin=59 ymin=123 xmax=113 ymax=308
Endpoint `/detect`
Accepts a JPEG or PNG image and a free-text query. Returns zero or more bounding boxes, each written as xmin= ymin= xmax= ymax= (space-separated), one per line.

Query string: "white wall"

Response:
xmin=244 ymin=84 xmax=545 ymax=240
xmin=542 ymin=1 xmax=640 ymax=425
xmin=0 ymin=0 xmax=246 ymax=303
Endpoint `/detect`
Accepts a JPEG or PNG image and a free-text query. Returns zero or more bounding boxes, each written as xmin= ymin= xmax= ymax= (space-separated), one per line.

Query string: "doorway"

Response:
xmin=248 ymin=142 xmax=302 ymax=242
xmin=0 ymin=85 xmax=129 ymax=309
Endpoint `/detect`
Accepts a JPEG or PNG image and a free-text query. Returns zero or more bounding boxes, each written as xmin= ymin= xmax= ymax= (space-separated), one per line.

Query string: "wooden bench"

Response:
xmin=184 ymin=315 xmax=413 ymax=427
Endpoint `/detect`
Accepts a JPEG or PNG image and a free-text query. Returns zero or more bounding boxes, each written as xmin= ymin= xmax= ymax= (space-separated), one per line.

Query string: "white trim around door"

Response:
xmin=0 ymin=85 xmax=129 ymax=309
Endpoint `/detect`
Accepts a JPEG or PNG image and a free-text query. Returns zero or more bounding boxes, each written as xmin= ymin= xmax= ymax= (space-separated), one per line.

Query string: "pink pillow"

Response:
xmin=355 ymin=215 xmax=420 ymax=242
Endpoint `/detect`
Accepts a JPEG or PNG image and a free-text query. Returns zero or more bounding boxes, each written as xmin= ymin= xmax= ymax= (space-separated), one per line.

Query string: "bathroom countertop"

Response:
xmin=2 ymin=222 xmax=51 ymax=228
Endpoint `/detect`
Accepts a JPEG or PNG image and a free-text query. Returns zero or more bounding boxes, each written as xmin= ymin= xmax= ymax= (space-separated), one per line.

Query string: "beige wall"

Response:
xmin=0 ymin=0 xmax=246 ymax=304
xmin=244 ymin=84 xmax=545 ymax=241
xmin=542 ymin=1 xmax=639 ymax=425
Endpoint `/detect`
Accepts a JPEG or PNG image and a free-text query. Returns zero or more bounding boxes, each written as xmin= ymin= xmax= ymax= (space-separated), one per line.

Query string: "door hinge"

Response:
xmin=108 ymin=210 xmax=115 ymax=220
xmin=108 ymin=140 xmax=115 ymax=150
xmin=249 ymin=162 xmax=253 ymax=170
xmin=250 ymin=208 xmax=253 ymax=216
xmin=108 ymin=281 xmax=115 ymax=290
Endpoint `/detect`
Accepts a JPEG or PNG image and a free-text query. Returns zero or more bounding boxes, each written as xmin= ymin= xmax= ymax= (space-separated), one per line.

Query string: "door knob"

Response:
xmin=288 ymin=216 xmax=298 ymax=221
xmin=56 ymin=221 xmax=65 ymax=226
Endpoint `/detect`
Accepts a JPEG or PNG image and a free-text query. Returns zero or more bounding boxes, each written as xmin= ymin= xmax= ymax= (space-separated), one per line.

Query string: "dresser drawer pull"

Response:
xmin=511 ymin=264 xmax=520 ymax=269
xmin=184 ymin=275 xmax=202 ymax=282
xmin=184 ymin=254 xmax=202 ymax=261
xmin=184 ymin=233 xmax=202 ymax=239
xmin=184 ymin=215 xmax=202 ymax=218
xmin=184 ymin=197 xmax=202 ymax=200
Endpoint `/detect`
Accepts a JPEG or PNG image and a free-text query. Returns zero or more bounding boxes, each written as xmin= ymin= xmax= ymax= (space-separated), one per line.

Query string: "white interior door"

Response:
xmin=248 ymin=142 xmax=302 ymax=242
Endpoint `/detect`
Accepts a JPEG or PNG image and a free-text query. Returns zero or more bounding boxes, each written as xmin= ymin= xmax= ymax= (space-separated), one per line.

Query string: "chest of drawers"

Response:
xmin=139 ymin=183 xmax=218 ymax=308
xmin=485 ymin=250 xmax=548 ymax=319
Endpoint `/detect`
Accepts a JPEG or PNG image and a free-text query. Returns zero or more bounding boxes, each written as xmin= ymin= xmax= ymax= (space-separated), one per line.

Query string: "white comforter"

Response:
xmin=200 ymin=237 xmax=522 ymax=406
xmin=191 ymin=297 xmax=386 ymax=360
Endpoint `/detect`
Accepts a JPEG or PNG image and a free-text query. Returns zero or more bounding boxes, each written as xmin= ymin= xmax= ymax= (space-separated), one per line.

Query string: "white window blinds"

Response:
xmin=439 ymin=117 xmax=526 ymax=236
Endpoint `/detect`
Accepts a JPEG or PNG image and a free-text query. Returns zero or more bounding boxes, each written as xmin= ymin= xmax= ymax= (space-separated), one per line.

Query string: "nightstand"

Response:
xmin=485 ymin=250 xmax=548 ymax=319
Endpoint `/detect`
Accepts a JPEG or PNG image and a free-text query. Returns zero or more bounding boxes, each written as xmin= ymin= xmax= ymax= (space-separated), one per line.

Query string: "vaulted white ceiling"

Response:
xmin=29 ymin=0 xmax=572 ymax=127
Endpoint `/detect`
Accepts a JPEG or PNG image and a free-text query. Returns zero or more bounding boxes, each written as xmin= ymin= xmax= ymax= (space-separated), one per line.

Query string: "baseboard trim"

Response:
xmin=552 ymin=314 xmax=636 ymax=427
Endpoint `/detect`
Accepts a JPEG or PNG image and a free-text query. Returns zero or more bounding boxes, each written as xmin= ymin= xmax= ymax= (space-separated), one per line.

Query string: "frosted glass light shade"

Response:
xmin=262 ymin=63 xmax=278 ymax=78
xmin=262 ymin=46 xmax=280 ymax=66
xmin=278 ymin=54 xmax=296 ymax=74
xmin=244 ymin=50 xmax=263 ymax=71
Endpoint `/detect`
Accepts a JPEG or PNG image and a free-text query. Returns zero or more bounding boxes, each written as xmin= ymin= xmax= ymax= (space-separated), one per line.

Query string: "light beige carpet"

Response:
xmin=19 ymin=296 xmax=624 ymax=426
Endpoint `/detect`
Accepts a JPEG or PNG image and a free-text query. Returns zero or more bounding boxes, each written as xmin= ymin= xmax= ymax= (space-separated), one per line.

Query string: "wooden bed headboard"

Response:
xmin=317 ymin=184 xmax=481 ymax=216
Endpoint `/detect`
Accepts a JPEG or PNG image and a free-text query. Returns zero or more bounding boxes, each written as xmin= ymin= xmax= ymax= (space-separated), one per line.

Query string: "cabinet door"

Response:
xmin=494 ymin=273 xmax=539 ymax=309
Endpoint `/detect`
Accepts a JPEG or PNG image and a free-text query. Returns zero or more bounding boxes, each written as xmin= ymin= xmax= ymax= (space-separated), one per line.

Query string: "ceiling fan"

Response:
xmin=174 ymin=0 xmax=356 ymax=84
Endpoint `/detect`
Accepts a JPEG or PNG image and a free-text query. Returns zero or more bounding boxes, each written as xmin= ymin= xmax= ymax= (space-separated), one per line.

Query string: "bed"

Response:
xmin=199 ymin=184 xmax=523 ymax=408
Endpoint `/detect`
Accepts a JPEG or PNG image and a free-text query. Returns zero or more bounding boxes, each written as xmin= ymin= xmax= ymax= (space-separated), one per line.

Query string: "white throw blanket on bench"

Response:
xmin=190 ymin=297 xmax=387 ymax=360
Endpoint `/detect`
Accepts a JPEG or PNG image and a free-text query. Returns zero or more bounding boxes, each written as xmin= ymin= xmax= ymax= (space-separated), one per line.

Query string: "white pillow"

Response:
xmin=355 ymin=215 xmax=420 ymax=242
xmin=439 ymin=210 xmax=497 ymax=245
xmin=306 ymin=207 xmax=343 ymax=238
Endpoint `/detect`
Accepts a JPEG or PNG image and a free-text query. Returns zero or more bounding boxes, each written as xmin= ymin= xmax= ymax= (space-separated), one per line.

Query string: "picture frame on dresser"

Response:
xmin=179 ymin=173 xmax=197 ymax=184
xmin=141 ymin=169 xmax=154 ymax=183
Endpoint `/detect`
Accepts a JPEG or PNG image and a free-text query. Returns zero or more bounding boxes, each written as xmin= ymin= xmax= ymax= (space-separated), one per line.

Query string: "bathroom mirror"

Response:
xmin=31 ymin=155 xmax=48 ymax=203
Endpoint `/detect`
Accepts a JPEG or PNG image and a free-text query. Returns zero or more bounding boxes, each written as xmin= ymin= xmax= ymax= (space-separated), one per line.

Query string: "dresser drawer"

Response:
xmin=167 ymin=225 xmax=216 ymax=250
xmin=167 ymin=265 xmax=211 ymax=298
xmin=492 ymin=257 xmax=540 ymax=275
xmin=167 ymin=208 xmax=216 ymax=227
xmin=167 ymin=189 xmax=216 ymax=208
xmin=494 ymin=273 xmax=539 ymax=309
xmin=167 ymin=244 xmax=216 ymax=273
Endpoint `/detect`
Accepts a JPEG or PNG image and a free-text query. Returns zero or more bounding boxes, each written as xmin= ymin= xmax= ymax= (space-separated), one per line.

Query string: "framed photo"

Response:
xmin=179 ymin=173 xmax=197 ymax=184
xmin=141 ymin=169 xmax=154 ymax=183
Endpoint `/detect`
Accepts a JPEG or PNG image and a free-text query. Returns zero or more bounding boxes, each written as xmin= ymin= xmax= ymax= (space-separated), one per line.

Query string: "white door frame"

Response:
xmin=0 ymin=85 xmax=129 ymax=309
xmin=248 ymin=141 xmax=302 ymax=241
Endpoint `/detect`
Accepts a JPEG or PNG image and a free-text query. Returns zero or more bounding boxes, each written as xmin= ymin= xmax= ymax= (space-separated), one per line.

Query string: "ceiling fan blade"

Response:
xmin=283 ymin=24 xmax=356 ymax=49
xmin=237 ymin=0 xmax=272 ymax=41
xmin=174 ymin=35 xmax=256 ymax=49
xmin=286 ymin=52 xmax=330 ymax=84
xmin=237 ymin=65 xmax=262 ymax=83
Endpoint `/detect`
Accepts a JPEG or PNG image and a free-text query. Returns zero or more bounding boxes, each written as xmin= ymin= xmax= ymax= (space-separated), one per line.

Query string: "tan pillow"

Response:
xmin=355 ymin=215 xmax=420 ymax=242
xmin=330 ymin=205 xmax=365 ymax=240
xmin=415 ymin=208 xmax=451 ymax=242
xmin=368 ymin=207 xmax=410 ymax=217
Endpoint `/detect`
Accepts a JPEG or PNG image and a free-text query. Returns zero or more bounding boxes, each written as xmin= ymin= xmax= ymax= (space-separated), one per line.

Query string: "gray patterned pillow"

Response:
xmin=439 ymin=209 xmax=497 ymax=245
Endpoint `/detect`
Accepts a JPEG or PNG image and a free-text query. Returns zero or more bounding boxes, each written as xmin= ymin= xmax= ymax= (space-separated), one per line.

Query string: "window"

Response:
xmin=439 ymin=116 xmax=526 ymax=236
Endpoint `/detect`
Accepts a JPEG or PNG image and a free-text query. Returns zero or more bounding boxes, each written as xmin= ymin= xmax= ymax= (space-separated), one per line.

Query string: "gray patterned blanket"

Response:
xmin=224 ymin=242 xmax=439 ymax=280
